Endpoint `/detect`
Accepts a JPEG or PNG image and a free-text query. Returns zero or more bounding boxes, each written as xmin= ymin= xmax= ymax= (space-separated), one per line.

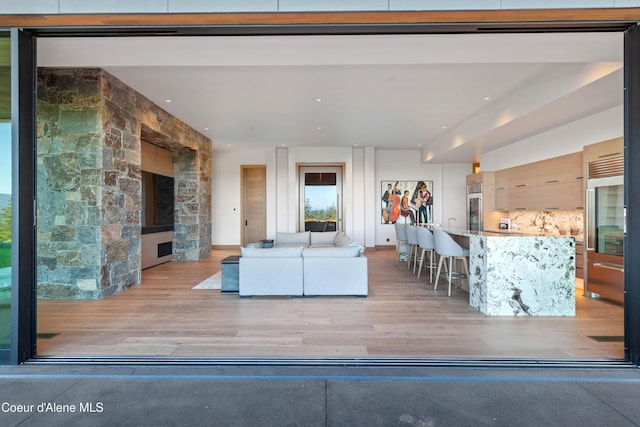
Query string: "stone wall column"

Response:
xmin=173 ymin=147 xmax=212 ymax=261
xmin=37 ymin=68 xmax=211 ymax=299
xmin=37 ymin=68 xmax=104 ymax=299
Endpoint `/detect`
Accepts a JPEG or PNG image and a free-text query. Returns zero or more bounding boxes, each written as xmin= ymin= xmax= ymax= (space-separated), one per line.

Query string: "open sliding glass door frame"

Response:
xmin=4 ymin=17 xmax=640 ymax=366
xmin=624 ymin=23 xmax=640 ymax=365
xmin=5 ymin=28 xmax=37 ymax=364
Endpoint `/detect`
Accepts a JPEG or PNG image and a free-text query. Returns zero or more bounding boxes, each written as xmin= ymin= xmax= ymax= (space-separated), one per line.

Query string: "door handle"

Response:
xmin=593 ymin=263 xmax=624 ymax=272
xmin=245 ymin=220 xmax=248 ymax=226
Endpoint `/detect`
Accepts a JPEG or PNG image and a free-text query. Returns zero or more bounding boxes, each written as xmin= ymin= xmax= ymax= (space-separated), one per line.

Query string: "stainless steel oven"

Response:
xmin=467 ymin=182 xmax=482 ymax=231
xmin=584 ymin=156 xmax=624 ymax=304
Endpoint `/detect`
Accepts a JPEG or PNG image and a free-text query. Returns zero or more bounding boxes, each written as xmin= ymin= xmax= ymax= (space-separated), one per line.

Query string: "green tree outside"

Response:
xmin=0 ymin=202 xmax=10 ymax=242
xmin=0 ymin=202 xmax=11 ymax=269
xmin=304 ymin=198 xmax=336 ymax=221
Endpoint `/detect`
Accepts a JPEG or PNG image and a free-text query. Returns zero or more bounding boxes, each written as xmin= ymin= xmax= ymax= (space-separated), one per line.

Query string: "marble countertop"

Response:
xmin=433 ymin=227 xmax=579 ymax=240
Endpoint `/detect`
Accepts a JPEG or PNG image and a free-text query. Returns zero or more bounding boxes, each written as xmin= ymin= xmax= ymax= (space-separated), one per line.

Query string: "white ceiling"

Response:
xmin=37 ymin=32 xmax=623 ymax=163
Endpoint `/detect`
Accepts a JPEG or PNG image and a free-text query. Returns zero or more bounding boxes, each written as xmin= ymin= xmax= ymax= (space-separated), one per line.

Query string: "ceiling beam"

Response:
xmin=0 ymin=9 xmax=639 ymax=30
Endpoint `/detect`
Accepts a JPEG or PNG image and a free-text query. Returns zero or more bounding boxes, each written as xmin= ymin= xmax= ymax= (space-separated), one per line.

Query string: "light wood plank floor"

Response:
xmin=36 ymin=249 xmax=624 ymax=359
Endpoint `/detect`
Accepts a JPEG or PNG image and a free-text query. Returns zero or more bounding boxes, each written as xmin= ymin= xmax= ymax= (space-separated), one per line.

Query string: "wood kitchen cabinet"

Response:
xmin=583 ymin=137 xmax=623 ymax=165
xmin=491 ymin=151 xmax=584 ymax=211
xmin=495 ymin=189 xmax=508 ymax=211
xmin=499 ymin=163 xmax=537 ymax=189
xmin=575 ymin=240 xmax=584 ymax=280
xmin=535 ymin=181 xmax=584 ymax=210
xmin=535 ymin=152 xmax=583 ymax=185
xmin=466 ymin=172 xmax=485 ymax=185
xmin=507 ymin=186 xmax=537 ymax=211
xmin=494 ymin=170 xmax=509 ymax=191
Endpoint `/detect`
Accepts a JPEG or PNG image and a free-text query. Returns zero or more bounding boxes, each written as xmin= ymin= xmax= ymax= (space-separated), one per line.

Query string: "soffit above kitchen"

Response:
xmin=37 ymin=32 xmax=623 ymax=163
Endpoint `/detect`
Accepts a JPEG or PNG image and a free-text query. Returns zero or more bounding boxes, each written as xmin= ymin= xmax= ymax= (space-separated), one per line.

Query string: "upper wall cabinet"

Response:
xmin=493 ymin=151 xmax=584 ymax=211
xmin=503 ymin=163 xmax=538 ymax=189
xmin=537 ymin=181 xmax=584 ymax=210
xmin=583 ymin=137 xmax=623 ymax=165
xmin=495 ymin=163 xmax=536 ymax=190
xmin=534 ymin=152 xmax=583 ymax=185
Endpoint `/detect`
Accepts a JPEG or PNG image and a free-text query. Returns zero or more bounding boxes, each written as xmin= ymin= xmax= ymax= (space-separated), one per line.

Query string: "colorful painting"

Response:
xmin=381 ymin=180 xmax=433 ymax=225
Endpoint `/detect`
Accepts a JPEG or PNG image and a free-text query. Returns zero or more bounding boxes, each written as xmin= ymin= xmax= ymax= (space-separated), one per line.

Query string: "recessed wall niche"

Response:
xmin=141 ymin=141 xmax=175 ymax=269
xmin=36 ymin=68 xmax=211 ymax=299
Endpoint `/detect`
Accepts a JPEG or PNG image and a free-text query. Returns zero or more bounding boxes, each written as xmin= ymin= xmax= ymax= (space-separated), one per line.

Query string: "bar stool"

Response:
xmin=394 ymin=223 xmax=408 ymax=265
xmin=405 ymin=225 xmax=420 ymax=273
xmin=433 ymin=229 xmax=470 ymax=296
xmin=416 ymin=227 xmax=437 ymax=283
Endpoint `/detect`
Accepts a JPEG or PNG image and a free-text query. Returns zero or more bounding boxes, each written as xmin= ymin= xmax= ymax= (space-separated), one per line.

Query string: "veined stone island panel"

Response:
xmin=37 ymin=68 xmax=211 ymax=299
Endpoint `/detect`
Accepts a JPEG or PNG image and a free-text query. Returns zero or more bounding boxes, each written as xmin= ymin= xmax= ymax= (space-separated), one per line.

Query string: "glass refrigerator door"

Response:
xmin=468 ymin=196 xmax=481 ymax=231
xmin=594 ymin=183 xmax=624 ymax=257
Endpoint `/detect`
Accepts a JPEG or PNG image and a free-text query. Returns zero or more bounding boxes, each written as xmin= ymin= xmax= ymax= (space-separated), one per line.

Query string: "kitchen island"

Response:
xmin=438 ymin=228 xmax=576 ymax=316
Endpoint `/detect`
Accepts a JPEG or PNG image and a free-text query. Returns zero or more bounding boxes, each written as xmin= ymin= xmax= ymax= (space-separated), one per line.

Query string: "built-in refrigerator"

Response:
xmin=467 ymin=182 xmax=482 ymax=231
xmin=584 ymin=156 xmax=624 ymax=304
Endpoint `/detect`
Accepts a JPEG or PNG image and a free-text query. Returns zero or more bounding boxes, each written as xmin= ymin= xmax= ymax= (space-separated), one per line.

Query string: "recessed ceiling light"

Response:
xmin=442 ymin=126 xmax=448 ymax=129
xmin=354 ymin=144 xmax=359 ymax=146
xmin=484 ymin=97 xmax=491 ymax=101
xmin=204 ymin=127 xmax=209 ymax=131
xmin=418 ymin=144 xmax=421 ymax=147
xmin=317 ymin=127 xmax=322 ymax=130
xmin=165 ymin=99 xmax=172 ymax=103
xmin=316 ymin=98 xmax=322 ymax=102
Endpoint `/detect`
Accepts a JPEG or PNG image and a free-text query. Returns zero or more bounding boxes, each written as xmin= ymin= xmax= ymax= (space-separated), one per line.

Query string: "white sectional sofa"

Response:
xmin=239 ymin=246 xmax=304 ymax=296
xmin=238 ymin=231 xmax=368 ymax=297
xmin=302 ymin=247 xmax=368 ymax=297
xmin=273 ymin=230 xmax=351 ymax=248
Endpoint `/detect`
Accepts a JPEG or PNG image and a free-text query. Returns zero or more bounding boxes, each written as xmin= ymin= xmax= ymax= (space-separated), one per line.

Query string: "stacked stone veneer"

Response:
xmin=37 ymin=68 xmax=211 ymax=299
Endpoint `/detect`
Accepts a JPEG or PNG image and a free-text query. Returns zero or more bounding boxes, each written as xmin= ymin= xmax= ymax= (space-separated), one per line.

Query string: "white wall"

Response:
xmin=211 ymin=103 xmax=619 ymax=247
xmin=480 ymin=105 xmax=623 ymax=171
xmin=442 ymin=163 xmax=471 ymax=230
xmin=286 ymin=147 xmax=355 ymax=237
xmin=374 ymin=149 xmax=470 ymax=246
xmin=211 ymin=148 xmax=275 ymax=246
xmin=212 ymin=146 xmax=470 ymax=247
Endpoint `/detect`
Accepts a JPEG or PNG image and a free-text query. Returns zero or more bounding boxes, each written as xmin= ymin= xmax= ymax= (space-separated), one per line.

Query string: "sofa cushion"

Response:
xmin=303 ymin=247 xmax=361 ymax=258
xmin=333 ymin=231 xmax=352 ymax=247
xmin=276 ymin=231 xmax=310 ymax=246
xmin=241 ymin=246 xmax=302 ymax=258
xmin=310 ymin=231 xmax=338 ymax=245
xmin=274 ymin=242 xmax=310 ymax=248
xmin=343 ymin=241 xmax=365 ymax=254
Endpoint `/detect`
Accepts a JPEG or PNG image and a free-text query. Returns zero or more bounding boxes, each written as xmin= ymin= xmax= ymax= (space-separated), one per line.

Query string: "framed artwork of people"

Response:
xmin=380 ymin=180 xmax=433 ymax=225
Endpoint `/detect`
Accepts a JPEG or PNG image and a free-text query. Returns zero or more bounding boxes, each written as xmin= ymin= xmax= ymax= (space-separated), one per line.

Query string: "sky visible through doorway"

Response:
xmin=306 ymin=186 xmax=335 ymax=210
